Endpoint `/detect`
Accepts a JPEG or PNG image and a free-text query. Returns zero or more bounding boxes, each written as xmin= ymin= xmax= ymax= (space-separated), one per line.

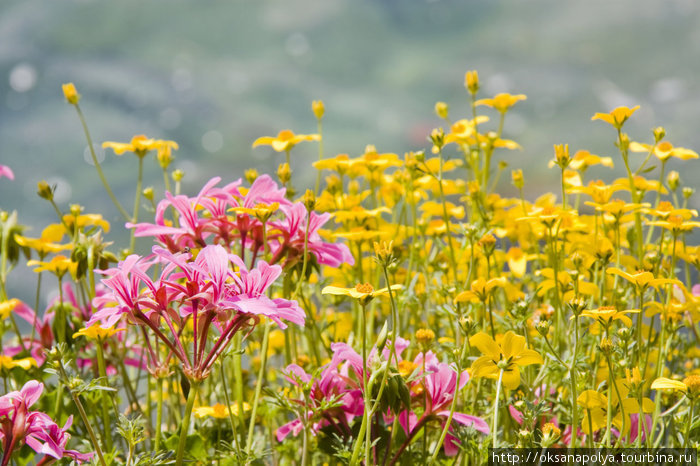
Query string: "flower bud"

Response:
xmin=312 ymin=100 xmax=325 ymax=120
xmin=143 ymin=187 xmax=154 ymax=202
xmin=434 ymin=101 xmax=449 ymax=120
xmin=618 ymin=132 xmax=630 ymax=152
xmin=553 ymin=143 xmax=570 ymax=168
xmin=653 ymin=126 xmax=666 ymax=143
xmin=465 ymin=70 xmax=479 ymax=95
xmin=303 ymin=189 xmax=316 ymax=211
xmin=172 ymin=169 xmax=185 ymax=182
xmin=245 ymin=168 xmax=259 ymax=184
xmin=667 ymin=170 xmax=680 ymax=191
xmin=682 ymin=187 xmax=694 ymax=200
xmin=62 ymin=83 xmax=81 ymax=105
xmin=511 ymin=169 xmax=524 ymax=189
xmin=37 ymin=181 xmax=54 ymax=201
xmin=376 ymin=321 xmax=389 ymax=353
xmin=277 ymin=163 xmax=292 ymax=184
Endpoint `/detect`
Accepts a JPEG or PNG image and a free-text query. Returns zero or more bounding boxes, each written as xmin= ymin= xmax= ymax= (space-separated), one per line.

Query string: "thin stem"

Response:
xmin=129 ymin=156 xmax=145 ymax=252
xmin=246 ymin=323 xmax=272 ymax=455
xmin=74 ymin=105 xmax=130 ymax=221
xmin=175 ymin=380 xmax=200 ymax=466
xmin=492 ymin=369 xmax=505 ymax=448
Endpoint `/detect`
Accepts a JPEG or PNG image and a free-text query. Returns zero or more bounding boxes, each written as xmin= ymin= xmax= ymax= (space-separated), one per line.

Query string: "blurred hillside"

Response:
xmin=1 ymin=0 xmax=699 ymax=302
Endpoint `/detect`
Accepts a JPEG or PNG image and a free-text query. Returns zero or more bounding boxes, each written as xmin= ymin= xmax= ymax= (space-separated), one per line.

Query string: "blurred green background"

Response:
xmin=1 ymin=0 xmax=699 ymax=302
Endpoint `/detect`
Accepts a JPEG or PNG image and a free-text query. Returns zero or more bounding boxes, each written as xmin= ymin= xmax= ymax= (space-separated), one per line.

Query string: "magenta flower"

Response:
xmin=90 ymin=244 xmax=304 ymax=381
xmin=0 ymin=165 xmax=13 ymax=180
xmin=276 ymin=363 xmax=363 ymax=442
xmin=0 ymin=381 xmax=93 ymax=465
xmin=396 ymin=352 xmax=488 ymax=457
xmin=270 ymin=203 xmax=354 ymax=268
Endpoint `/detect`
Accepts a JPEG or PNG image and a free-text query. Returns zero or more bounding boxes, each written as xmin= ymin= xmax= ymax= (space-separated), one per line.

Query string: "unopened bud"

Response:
xmin=172 ymin=169 xmax=185 ymax=182
xmin=277 ymin=163 xmax=292 ymax=184
xmin=653 ymin=126 xmax=666 ymax=143
xmin=465 ymin=70 xmax=479 ymax=95
xmin=143 ymin=187 xmax=154 ymax=201
xmin=62 ymin=83 xmax=80 ymax=105
xmin=37 ymin=181 xmax=54 ymax=201
xmin=303 ymin=189 xmax=316 ymax=211
xmin=667 ymin=171 xmax=680 ymax=191
xmin=312 ymin=100 xmax=325 ymax=120
xmin=434 ymin=102 xmax=449 ymax=120
xmin=245 ymin=168 xmax=259 ymax=184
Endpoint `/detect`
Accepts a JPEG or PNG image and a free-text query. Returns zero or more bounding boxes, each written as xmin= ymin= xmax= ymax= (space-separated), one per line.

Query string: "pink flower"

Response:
xmin=91 ymin=244 xmax=304 ymax=381
xmin=0 ymin=381 xmax=92 ymax=465
xmin=270 ymin=203 xmax=354 ymax=268
xmin=0 ymin=165 xmax=13 ymax=180
xmin=397 ymin=353 xmax=489 ymax=457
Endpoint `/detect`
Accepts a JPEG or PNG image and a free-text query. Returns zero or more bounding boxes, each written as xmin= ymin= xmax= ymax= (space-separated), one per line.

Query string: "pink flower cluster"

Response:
xmin=0 ymin=381 xmax=92 ymax=465
xmin=89 ymin=244 xmax=305 ymax=380
xmin=278 ymin=340 xmax=488 ymax=457
xmin=128 ymin=175 xmax=353 ymax=268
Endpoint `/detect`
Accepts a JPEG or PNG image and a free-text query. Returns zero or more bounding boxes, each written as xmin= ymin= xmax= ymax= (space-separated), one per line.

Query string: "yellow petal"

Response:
xmin=650 ymin=377 xmax=687 ymax=392
xmin=469 ymin=332 xmax=501 ymax=358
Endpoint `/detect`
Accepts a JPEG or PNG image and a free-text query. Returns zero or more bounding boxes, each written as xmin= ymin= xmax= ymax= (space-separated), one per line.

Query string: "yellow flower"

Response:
xmin=647 ymin=215 xmax=700 ymax=234
xmin=475 ymin=93 xmax=527 ymax=113
xmin=252 ymin=129 xmax=320 ymax=152
xmin=572 ymin=180 xmax=623 ymax=205
xmin=578 ymin=306 xmax=639 ymax=328
xmin=455 ymin=277 xmax=506 ymax=303
xmin=469 ymin=331 xmax=542 ymax=390
xmin=103 ymin=135 xmax=178 ymax=158
xmin=193 ymin=402 xmax=251 ymax=419
xmin=606 ymin=267 xmax=681 ymax=291
xmin=230 ymin=202 xmax=280 ymax=222
xmin=0 ymin=299 xmax=21 ymax=320
xmin=591 ymin=105 xmax=640 ymax=129
xmin=505 ymin=247 xmax=532 ymax=278
xmin=15 ymin=224 xmax=70 ymax=256
xmin=322 ymin=282 xmax=402 ymax=305
xmin=629 ymin=140 xmax=699 ymax=161
xmin=27 ymin=255 xmax=77 ymax=278
xmin=73 ymin=325 xmax=125 ymax=340
xmin=332 ymin=206 xmax=391 ymax=224
xmin=62 ymin=213 xmax=110 ymax=233
xmin=0 ymin=355 xmax=38 ymax=371
xmin=651 ymin=375 xmax=700 ymax=398
xmin=577 ymin=388 xmax=653 ymax=435
xmin=62 ymin=83 xmax=80 ymax=105
xmin=568 ymin=150 xmax=614 ymax=170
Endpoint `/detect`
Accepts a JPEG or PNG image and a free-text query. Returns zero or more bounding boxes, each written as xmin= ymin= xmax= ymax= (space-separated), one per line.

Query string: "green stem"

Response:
xmin=74 ymin=105 xmax=130 ymax=221
xmin=155 ymin=377 xmax=164 ymax=452
xmin=246 ymin=323 xmax=272 ymax=455
xmin=95 ymin=342 xmax=113 ymax=452
xmin=175 ymin=380 xmax=200 ymax=466
xmin=129 ymin=156 xmax=145 ymax=252
xmin=492 ymin=369 xmax=505 ymax=449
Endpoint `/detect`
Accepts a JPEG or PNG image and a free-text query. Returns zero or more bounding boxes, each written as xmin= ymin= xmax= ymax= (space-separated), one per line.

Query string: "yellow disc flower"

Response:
xmin=629 ymin=140 xmax=699 ymax=161
xmin=322 ymin=282 xmax=402 ymax=306
xmin=27 ymin=255 xmax=77 ymax=278
xmin=15 ymin=224 xmax=70 ymax=256
xmin=606 ymin=267 xmax=681 ymax=291
xmin=475 ymin=93 xmax=527 ymax=113
xmin=73 ymin=325 xmax=125 ymax=340
xmin=469 ymin=331 xmax=543 ymax=390
xmin=0 ymin=355 xmax=38 ymax=371
xmin=193 ymin=402 xmax=251 ymax=419
xmin=252 ymin=129 xmax=320 ymax=152
xmin=651 ymin=375 xmax=700 ymax=398
xmin=103 ymin=134 xmax=178 ymax=158
xmin=591 ymin=105 xmax=640 ymax=130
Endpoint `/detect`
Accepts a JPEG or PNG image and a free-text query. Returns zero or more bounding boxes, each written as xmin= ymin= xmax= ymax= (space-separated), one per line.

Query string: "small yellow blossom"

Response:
xmin=193 ymin=402 xmax=251 ymax=419
xmin=73 ymin=325 xmax=125 ymax=340
xmin=103 ymin=135 xmax=178 ymax=158
xmin=591 ymin=105 xmax=640 ymax=130
xmin=475 ymin=93 xmax=526 ymax=113
xmin=0 ymin=355 xmax=38 ymax=371
xmin=469 ymin=331 xmax=542 ymax=390
xmin=252 ymin=130 xmax=320 ymax=152
xmin=62 ymin=83 xmax=80 ymax=105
